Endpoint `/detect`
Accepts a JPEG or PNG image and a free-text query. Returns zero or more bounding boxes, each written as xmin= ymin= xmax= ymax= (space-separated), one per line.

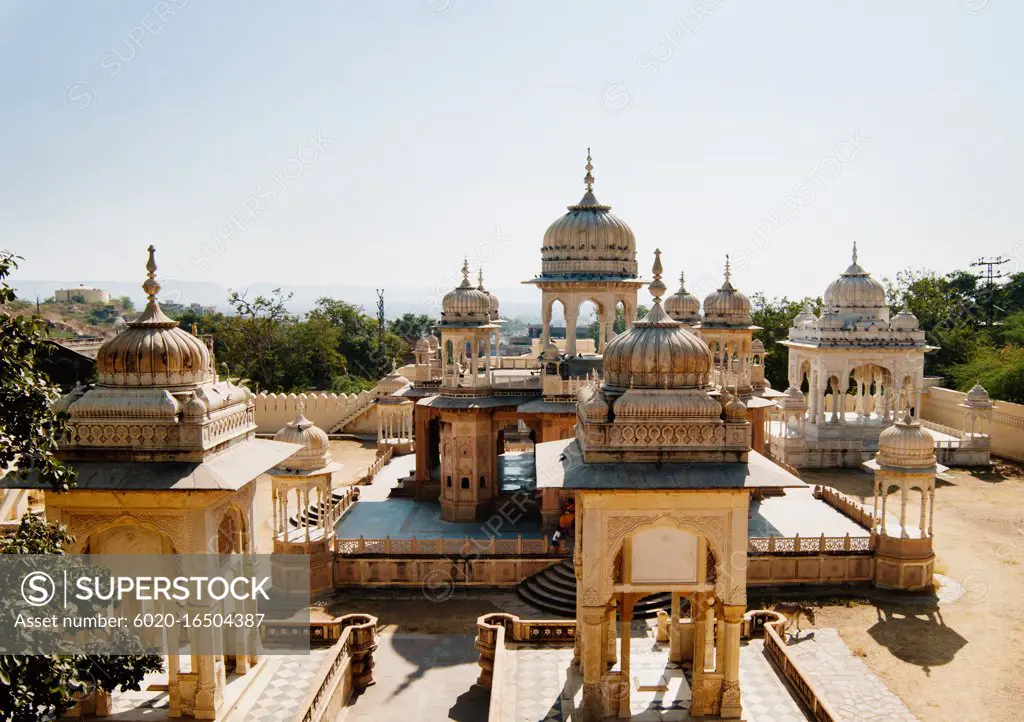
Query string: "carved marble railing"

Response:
xmin=292 ymin=614 xmax=379 ymax=722
xmin=490 ymin=374 xmax=541 ymax=390
xmin=361 ymin=446 xmax=394 ymax=482
xmin=815 ymin=485 xmax=876 ymax=531
xmin=756 ymin=611 xmax=840 ymax=722
xmin=335 ymin=533 xmax=558 ymax=556
xmin=748 ymin=533 xmax=873 ymax=554
xmin=476 ymin=613 xmax=576 ymax=721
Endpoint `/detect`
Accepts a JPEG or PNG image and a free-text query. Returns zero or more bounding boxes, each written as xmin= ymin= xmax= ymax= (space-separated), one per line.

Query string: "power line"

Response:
xmin=969 ymin=256 xmax=1009 ymax=326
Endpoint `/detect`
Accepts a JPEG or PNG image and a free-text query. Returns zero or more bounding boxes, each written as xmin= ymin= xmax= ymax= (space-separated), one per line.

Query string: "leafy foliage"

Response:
xmin=0 ymin=516 xmax=163 ymax=722
xmin=180 ymin=293 xmax=408 ymax=393
xmin=750 ymin=293 xmax=821 ymax=390
xmin=0 ymin=252 xmax=76 ymax=493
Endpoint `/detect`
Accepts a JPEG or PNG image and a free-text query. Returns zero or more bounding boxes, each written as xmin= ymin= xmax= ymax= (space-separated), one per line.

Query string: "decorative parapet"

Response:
xmin=336 ymin=534 xmax=561 ymax=556
xmin=475 ymin=612 xmax=575 ymax=689
xmin=815 ymin=485 xmax=876 ymax=530
xmin=292 ymin=614 xmax=379 ymax=722
xmin=747 ymin=533 xmax=872 ymax=554
xmin=253 ymin=390 xmax=379 ymax=434
xmin=751 ymin=610 xmax=840 ymax=722
xmin=362 ymin=446 xmax=394 ymax=482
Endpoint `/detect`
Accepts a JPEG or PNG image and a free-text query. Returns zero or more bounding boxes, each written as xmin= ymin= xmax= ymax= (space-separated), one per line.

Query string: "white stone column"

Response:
xmin=899 ymin=486 xmax=908 ymax=539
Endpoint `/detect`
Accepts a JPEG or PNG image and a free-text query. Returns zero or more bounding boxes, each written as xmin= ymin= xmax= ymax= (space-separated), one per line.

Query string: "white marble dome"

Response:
xmin=890 ymin=307 xmax=920 ymax=331
xmin=823 ymin=243 xmax=888 ymax=318
xmin=964 ymin=383 xmax=993 ymax=407
xmin=540 ymin=151 xmax=638 ymax=279
xmin=792 ymin=302 xmax=818 ymax=329
xmin=877 ymin=414 xmax=935 ymax=468
xmin=603 ymin=250 xmax=713 ymax=390
xmin=377 ymin=365 xmax=410 ymax=395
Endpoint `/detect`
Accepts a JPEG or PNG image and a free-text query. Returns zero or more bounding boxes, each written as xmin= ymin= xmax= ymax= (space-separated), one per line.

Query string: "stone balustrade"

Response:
xmin=754 ymin=610 xmax=840 ymax=722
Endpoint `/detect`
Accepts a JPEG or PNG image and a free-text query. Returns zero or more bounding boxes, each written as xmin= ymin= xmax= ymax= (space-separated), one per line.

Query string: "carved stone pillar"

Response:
xmin=720 ymin=604 xmax=745 ymax=719
xmin=580 ymin=605 xmax=606 ymax=721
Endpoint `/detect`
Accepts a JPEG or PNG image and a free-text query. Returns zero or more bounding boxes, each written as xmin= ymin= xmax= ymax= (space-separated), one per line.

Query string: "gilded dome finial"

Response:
xmin=649 ymin=249 xmax=666 ymax=302
xmin=459 ymin=257 xmax=473 ymax=288
xmin=477 ymin=267 xmax=485 ymax=290
xmin=852 ymin=240 xmax=858 ymax=265
xmin=724 ymin=254 xmax=732 ymax=285
xmin=143 ymin=245 xmax=161 ymax=302
xmin=584 ymin=148 xmax=594 ymax=191
xmin=679 ymin=270 xmax=686 ymax=290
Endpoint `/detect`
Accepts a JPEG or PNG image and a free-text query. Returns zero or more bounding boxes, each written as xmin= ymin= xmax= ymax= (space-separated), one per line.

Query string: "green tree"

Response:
xmin=388 ymin=313 xmax=437 ymax=344
xmin=218 ymin=288 xmax=295 ymax=392
xmin=308 ymin=298 xmax=407 ymax=379
xmin=0 ymin=251 xmax=161 ymax=720
xmin=0 ymin=516 xmax=163 ymax=722
xmin=750 ymin=293 xmax=821 ymax=390
xmin=949 ymin=344 xmax=1024 ymax=403
xmin=0 ymin=252 xmax=75 ymax=493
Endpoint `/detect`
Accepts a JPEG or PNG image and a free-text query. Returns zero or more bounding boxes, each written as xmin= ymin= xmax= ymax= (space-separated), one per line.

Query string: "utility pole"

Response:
xmin=969 ymin=256 xmax=1009 ymax=326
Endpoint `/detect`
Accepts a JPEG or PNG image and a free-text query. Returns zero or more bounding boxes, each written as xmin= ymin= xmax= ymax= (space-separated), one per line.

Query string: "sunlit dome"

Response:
xmin=476 ymin=269 xmax=500 ymax=319
xmin=441 ymin=259 xmax=492 ymax=324
xmin=702 ymin=256 xmax=752 ymax=326
xmin=95 ymin=246 xmax=213 ymax=388
xmin=877 ymin=413 xmax=935 ymax=469
xmin=822 ymin=242 xmax=888 ymax=321
xmin=664 ymin=271 xmax=701 ymax=325
xmin=602 ymin=250 xmax=713 ymax=390
xmin=539 ymin=150 xmax=638 ymax=279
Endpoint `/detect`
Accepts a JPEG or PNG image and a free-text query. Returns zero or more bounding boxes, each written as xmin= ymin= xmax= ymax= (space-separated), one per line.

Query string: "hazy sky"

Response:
xmin=2 ymin=0 xmax=1021 ymax=306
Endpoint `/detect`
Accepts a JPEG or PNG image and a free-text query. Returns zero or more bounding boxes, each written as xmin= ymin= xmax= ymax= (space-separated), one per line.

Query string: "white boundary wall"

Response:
xmin=922 ymin=386 xmax=1024 ymax=462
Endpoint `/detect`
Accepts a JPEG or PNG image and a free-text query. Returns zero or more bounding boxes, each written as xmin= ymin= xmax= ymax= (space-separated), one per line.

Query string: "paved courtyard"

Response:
xmin=499 ymin=631 xmax=811 ymax=721
xmin=783 ymin=628 xmax=919 ymax=721
xmin=750 ymin=487 xmax=866 ymax=538
xmin=335 ymin=454 xmax=545 ymax=539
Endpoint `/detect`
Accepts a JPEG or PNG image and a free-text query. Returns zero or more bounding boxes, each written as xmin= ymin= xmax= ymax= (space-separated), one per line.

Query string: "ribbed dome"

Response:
xmin=95 ymin=246 xmax=213 ymax=388
xmin=378 ymin=364 xmax=410 ymax=395
xmin=963 ymin=383 xmax=993 ymax=407
xmin=476 ymin=269 xmax=500 ymax=319
xmin=415 ymin=336 xmax=431 ymax=353
xmin=891 ymin=307 xmax=920 ymax=331
xmin=877 ymin=414 xmax=935 ymax=469
xmin=702 ymin=257 xmax=752 ymax=326
xmin=603 ymin=250 xmax=713 ymax=390
xmin=441 ymin=259 xmax=491 ymax=324
xmin=539 ymin=150 xmax=638 ymax=279
xmin=665 ymin=271 xmax=701 ymax=324
xmin=273 ymin=407 xmax=332 ymax=471
xmin=792 ymin=302 xmax=818 ymax=329
xmin=428 ymin=334 xmax=439 ymax=351
xmin=823 ymin=242 xmax=887 ymax=316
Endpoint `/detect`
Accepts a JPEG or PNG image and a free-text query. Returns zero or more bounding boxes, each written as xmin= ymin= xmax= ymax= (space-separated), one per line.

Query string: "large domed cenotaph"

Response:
xmin=527 ymin=149 xmax=644 ymax=356
xmin=0 ymin=246 xmax=302 ymax=719
xmin=535 ymin=250 xmax=806 ymax=720
xmin=771 ymin=243 xmax=936 ymax=468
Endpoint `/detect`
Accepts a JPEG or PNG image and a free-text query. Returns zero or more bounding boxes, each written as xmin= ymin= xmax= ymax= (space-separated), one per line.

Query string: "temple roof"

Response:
xmin=535 ymin=437 xmax=807 ymax=490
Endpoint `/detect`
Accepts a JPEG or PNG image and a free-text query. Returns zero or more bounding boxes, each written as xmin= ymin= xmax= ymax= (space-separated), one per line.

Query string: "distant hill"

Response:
xmin=11 ymin=279 xmax=546 ymax=322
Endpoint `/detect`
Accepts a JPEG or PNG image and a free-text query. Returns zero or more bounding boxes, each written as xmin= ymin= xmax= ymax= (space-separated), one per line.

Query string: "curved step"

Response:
xmin=516 ymin=561 xmax=673 ymax=620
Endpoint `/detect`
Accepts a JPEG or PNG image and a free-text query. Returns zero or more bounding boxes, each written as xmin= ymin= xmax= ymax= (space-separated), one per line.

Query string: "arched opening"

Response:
xmin=578 ymin=298 xmax=603 ymax=355
xmin=545 ymin=298 xmax=567 ymax=353
xmin=497 ymin=419 xmax=536 ymax=494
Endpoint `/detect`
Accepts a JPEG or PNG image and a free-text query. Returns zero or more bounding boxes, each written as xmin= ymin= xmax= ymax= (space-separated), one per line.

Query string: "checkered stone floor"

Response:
xmin=741 ymin=640 xmax=811 ymax=722
xmin=244 ymin=649 xmax=331 ymax=720
xmin=502 ymin=632 xmax=811 ymax=722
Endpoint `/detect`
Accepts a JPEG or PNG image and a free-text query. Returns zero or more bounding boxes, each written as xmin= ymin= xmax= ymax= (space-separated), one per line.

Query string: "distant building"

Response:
xmin=54 ymin=286 xmax=110 ymax=304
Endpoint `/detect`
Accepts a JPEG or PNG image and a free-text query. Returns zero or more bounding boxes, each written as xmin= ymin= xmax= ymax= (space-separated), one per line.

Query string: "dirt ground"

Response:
xmin=797 ymin=459 xmax=1024 ymax=722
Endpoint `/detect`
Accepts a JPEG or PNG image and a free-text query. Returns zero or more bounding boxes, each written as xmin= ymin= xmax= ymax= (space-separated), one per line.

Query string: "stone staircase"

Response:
xmin=289 ymin=490 xmax=349 ymax=528
xmin=516 ymin=560 xmax=672 ymax=620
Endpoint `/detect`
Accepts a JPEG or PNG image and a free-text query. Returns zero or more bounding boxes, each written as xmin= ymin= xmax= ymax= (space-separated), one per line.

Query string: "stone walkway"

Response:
xmin=500 ymin=630 xmax=810 ymax=721
xmin=782 ymin=628 xmax=918 ymax=721
xmin=344 ymin=632 xmax=489 ymax=721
